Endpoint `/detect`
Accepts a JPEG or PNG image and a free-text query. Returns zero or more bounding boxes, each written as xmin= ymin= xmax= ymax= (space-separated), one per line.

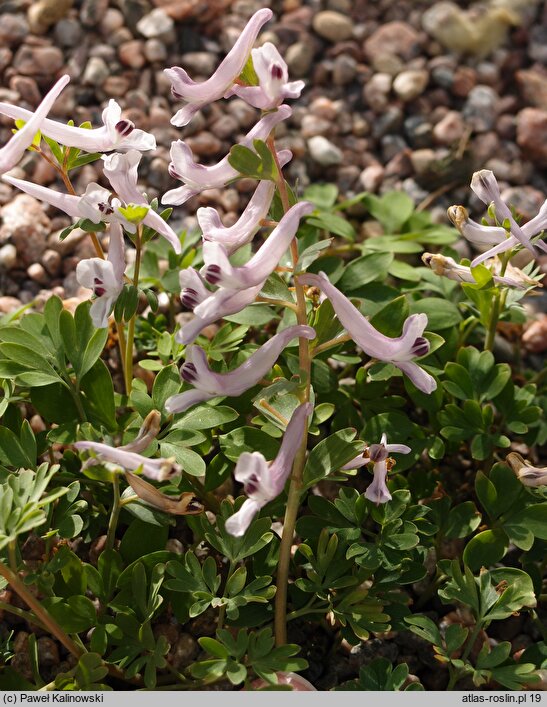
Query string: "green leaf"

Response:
xmin=303 ymin=183 xmax=338 ymax=209
xmin=303 ymin=429 xmax=363 ymax=488
xmin=444 ymin=502 xmax=482 ymax=539
xmin=363 ymin=192 xmax=415 ymax=233
xmin=409 ymin=298 xmax=461 ymax=330
xmin=337 ymin=252 xmax=393 ymax=291
xmin=307 ymin=212 xmax=355 ymax=240
xmin=220 ymin=427 xmax=280 ymax=463
xmin=404 ymin=616 xmax=442 ymax=646
xmin=463 ymin=529 xmax=509 ymax=571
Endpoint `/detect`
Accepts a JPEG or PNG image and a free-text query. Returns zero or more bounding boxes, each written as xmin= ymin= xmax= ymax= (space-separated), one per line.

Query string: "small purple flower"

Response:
xmin=0 ymin=74 xmax=70 ymax=174
xmin=75 ymin=222 xmax=125 ymax=328
xmin=0 ymin=97 xmax=155 ymax=153
xmin=165 ymin=8 xmax=273 ymax=127
xmin=74 ymin=410 xmax=181 ymax=481
xmin=197 ymin=179 xmax=276 ymax=255
xmin=506 ymin=452 xmax=547 ymax=488
xmin=299 ymin=271 xmax=437 ymax=394
xmin=422 ymin=252 xmax=536 ymax=289
xmin=201 ymin=201 xmax=314 ymax=289
xmin=102 ymin=150 xmax=181 ymax=253
xmin=178 ymin=282 xmax=264 ymax=345
xmin=162 ymin=106 xmax=293 ymax=206
xmin=449 ymin=171 xmax=547 ymax=266
xmin=225 ymin=403 xmax=313 ymax=536
xmin=226 ymin=42 xmax=305 ymax=110
xmin=165 ymin=324 xmax=315 ymax=413
xmin=343 ymin=433 xmax=410 ymax=506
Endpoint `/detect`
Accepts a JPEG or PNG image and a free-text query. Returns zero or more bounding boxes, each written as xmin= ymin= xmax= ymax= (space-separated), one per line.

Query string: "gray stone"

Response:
xmin=136 ymin=8 xmax=174 ymax=37
xmin=83 ymin=56 xmax=109 ymax=86
xmin=0 ymin=13 xmax=29 ymax=46
xmin=463 ymin=85 xmax=499 ymax=132
xmin=312 ymin=11 xmax=353 ymax=42
xmin=144 ymin=39 xmax=167 ymax=63
xmin=285 ymin=41 xmax=314 ymax=77
xmin=53 ymin=18 xmax=83 ymax=47
xmin=81 ymin=0 xmax=109 ymax=27
xmin=308 ymin=135 xmax=343 ymax=166
xmin=332 ymin=54 xmax=357 ymax=86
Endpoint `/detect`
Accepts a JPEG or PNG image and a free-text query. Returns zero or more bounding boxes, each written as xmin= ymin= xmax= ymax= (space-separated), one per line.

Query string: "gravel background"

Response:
xmin=0 ymin=0 xmax=547 ymax=314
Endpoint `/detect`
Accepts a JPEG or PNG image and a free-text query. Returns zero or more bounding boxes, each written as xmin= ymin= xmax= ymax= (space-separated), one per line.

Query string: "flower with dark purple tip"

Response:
xmin=225 ymin=403 xmax=313 ymax=536
xmin=165 ymin=9 xmax=273 ymax=127
xmin=165 ymin=324 xmax=315 ymax=413
xmin=299 ymin=271 xmax=437 ymax=394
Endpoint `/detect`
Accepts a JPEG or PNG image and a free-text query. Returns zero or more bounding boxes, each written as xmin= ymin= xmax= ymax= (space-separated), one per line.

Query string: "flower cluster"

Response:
xmin=0 ymin=9 xmax=439 ymax=541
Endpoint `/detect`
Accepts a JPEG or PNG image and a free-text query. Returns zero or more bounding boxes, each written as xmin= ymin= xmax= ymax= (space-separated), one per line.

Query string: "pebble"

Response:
xmin=83 ymin=56 xmax=109 ymax=86
xmin=516 ymin=68 xmax=547 ymax=112
xmin=516 ymin=108 xmax=547 ymax=167
xmin=312 ymin=11 xmax=353 ymax=43
xmin=523 ymin=315 xmax=547 ymax=353
xmin=27 ymin=0 xmax=73 ymax=34
xmin=210 ymin=114 xmax=239 ymax=140
xmin=12 ymin=45 xmax=64 ymax=76
xmin=0 ymin=13 xmax=29 ymax=46
xmin=0 ymin=243 xmax=17 ymax=269
xmin=0 ymin=195 xmax=51 ymax=267
xmin=9 ymin=75 xmax=41 ymax=105
xmin=364 ymin=21 xmax=420 ymax=60
xmin=171 ymin=633 xmax=199 ymax=670
xmin=136 ymin=8 xmax=174 ymax=37
xmin=144 ymin=38 xmax=167 ymax=63
xmin=301 ymin=114 xmax=331 ymax=138
xmin=433 ymin=110 xmax=465 ymax=145
xmin=285 ymin=41 xmax=315 ymax=77
xmin=37 ymin=637 xmax=59 ymax=666
xmin=0 ymin=296 xmax=23 ymax=313
xmin=359 ymin=164 xmax=384 ymax=192
xmin=462 ymin=85 xmax=499 ymax=132
xmin=308 ymin=135 xmax=343 ymax=166
xmin=178 ymin=52 xmax=217 ymax=78
xmin=53 ymin=18 xmax=83 ymax=48
xmin=27 ymin=263 xmax=48 ymax=285
xmin=393 ymin=69 xmax=429 ymax=102
xmin=363 ymin=73 xmax=392 ymax=112
xmin=80 ymin=0 xmax=109 ymax=27
xmin=119 ymin=40 xmax=146 ymax=69
xmin=42 ymin=249 xmax=61 ymax=276
xmin=331 ymin=54 xmax=357 ymax=85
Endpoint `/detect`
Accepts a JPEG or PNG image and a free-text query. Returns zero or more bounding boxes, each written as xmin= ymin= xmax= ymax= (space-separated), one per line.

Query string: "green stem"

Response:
xmin=7 ymin=540 xmax=17 ymax=572
xmin=0 ymin=600 xmax=46 ymax=629
xmin=105 ymin=474 xmax=121 ymax=552
xmin=267 ymin=133 xmax=313 ymax=647
xmin=484 ymin=254 xmax=510 ymax=352
xmin=462 ymin=620 xmax=483 ymax=662
xmin=124 ymin=226 xmax=143 ymax=395
xmin=286 ymin=602 xmax=328 ymax=622
xmin=0 ymin=560 xmax=83 ymax=659
xmin=446 ymin=665 xmax=460 ymax=691
xmin=217 ymin=560 xmax=236 ymax=631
